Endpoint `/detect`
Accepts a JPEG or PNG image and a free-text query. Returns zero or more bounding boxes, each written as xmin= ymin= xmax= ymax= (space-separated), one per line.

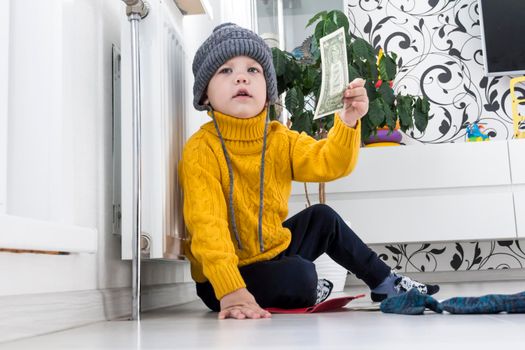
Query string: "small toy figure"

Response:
xmin=465 ymin=121 xmax=490 ymax=142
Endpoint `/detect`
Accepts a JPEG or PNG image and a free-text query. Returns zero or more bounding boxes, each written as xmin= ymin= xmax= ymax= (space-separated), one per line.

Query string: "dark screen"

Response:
xmin=480 ymin=0 xmax=525 ymax=75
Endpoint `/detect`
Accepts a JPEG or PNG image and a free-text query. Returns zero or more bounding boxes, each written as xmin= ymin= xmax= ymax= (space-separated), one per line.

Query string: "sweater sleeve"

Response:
xmin=179 ymin=137 xmax=246 ymax=300
xmin=289 ymin=113 xmax=362 ymax=183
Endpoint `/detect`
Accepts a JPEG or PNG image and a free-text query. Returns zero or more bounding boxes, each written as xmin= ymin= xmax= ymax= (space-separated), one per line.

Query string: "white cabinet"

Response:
xmin=515 ymin=192 xmax=525 ymax=239
xmin=509 ymin=140 xmax=525 ymax=184
xmin=509 ymin=140 xmax=525 ymax=238
xmin=338 ymin=141 xmax=511 ymax=192
xmin=289 ymin=140 xmax=522 ymax=244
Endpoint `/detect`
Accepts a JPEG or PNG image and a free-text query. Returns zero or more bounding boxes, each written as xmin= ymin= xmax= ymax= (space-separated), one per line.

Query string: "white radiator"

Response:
xmin=120 ymin=0 xmax=186 ymax=260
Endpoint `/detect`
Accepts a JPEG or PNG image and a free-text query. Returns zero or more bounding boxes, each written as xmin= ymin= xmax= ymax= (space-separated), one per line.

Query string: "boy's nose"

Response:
xmin=235 ymin=75 xmax=248 ymax=84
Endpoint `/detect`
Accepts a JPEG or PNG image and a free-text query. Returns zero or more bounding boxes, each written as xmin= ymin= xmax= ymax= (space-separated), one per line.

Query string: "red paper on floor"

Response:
xmin=265 ymin=294 xmax=366 ymax=314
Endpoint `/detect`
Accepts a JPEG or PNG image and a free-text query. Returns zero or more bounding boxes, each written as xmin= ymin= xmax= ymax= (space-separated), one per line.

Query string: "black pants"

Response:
xmin=196 ymin=204 xmax=391 ymax=311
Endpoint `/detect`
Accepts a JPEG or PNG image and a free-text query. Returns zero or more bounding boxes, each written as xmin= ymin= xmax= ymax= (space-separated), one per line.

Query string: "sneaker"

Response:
xmin=371 ymin=271 xmax=439 ymax=302
xmin=315 ymin=279 xmax=334 ymax=304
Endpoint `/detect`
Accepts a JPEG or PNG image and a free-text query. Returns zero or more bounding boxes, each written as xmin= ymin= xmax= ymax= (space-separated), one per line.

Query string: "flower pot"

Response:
xmin=364 ymin=128 xmax=402 ymax=147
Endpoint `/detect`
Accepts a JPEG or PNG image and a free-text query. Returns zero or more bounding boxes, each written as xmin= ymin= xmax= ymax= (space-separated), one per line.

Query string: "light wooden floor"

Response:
xmin=1 ymin=280 xmax=524 ymax=350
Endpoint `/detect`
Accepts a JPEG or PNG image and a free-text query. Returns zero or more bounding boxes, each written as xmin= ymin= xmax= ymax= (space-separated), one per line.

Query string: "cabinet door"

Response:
xmin=289 ymin=141 xmax=516 ymax=243
xmin=293 ymin=141 xmax=511 ymax=194
xmin=509 ymin=140 xmax=525 ymax=238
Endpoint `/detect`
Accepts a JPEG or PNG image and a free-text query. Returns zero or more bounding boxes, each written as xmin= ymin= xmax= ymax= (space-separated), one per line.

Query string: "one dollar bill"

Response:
xmin=313 ymin=27 xmax=349 ymax=120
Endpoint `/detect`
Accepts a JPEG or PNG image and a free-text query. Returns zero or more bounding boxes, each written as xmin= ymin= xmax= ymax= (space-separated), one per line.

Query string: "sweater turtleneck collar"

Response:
xmin=202 ymin=108 xmax=268 ymax=141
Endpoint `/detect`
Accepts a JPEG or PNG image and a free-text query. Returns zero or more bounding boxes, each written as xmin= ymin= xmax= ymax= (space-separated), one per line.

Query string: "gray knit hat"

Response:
xmin=192 ymin=23 xmax=278 ymax=111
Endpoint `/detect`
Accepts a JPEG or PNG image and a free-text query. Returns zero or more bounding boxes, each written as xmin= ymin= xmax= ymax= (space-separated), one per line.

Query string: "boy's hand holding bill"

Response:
xmin=313 ymin=27 xmax=368 ymax=128
xmin=340 ymin=78 xmax=369 ymax=128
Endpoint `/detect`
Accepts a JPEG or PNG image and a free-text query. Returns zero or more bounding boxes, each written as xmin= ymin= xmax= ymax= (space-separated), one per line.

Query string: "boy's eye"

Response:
xmin=248 ymin=67 xmax=261 ymax=73
xmin=218 ymin=67 xmax=232 ymax=74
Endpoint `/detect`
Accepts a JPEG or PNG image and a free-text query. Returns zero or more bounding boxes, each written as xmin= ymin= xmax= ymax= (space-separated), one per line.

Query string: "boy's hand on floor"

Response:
xmin=339 ymin=78 xmax=369 ymax=128
xmin=219 ymin=288 xmax=272 ymax=320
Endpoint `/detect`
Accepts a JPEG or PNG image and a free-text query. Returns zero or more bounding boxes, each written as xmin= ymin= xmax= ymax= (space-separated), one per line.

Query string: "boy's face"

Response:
xmin=205 ymin=56 xmax=267 ymax=118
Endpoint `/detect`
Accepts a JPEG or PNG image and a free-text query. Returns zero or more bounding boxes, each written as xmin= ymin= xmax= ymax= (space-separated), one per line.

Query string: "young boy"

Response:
xmin=179 ymin=23 xmax=439 ymax=320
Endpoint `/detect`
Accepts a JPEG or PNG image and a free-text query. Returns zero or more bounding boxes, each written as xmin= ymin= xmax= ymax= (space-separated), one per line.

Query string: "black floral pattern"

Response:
xmin=345 ymin=0 xmax=522 ymax=143
xmin=373 ymin=240 xmax=525 ymax=272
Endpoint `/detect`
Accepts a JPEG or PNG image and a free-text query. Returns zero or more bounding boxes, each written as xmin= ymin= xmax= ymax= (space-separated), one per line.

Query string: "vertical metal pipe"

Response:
xmin=123 ymin=0 xmax=148 ymax=322
xmin=129 ymin=12 xmax=142 ymax=321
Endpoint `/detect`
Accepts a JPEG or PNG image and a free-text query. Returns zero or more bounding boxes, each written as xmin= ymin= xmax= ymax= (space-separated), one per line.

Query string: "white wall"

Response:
xmin=7 ymin=0 xmax=64 ymax=221
xmin=1 ymin=0 xmax=101 ymax=296
xmin=0 ymin=0 xmax=8 ymax=215
xmin=256 ymin=0 xmax=343 ymax=51
xmin=0 ymin=0 xmax=193 ymax=298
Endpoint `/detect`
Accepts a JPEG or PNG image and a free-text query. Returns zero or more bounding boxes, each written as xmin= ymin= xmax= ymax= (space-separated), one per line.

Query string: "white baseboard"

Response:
xmin=0 ymin=282 xmax=197 ymax=344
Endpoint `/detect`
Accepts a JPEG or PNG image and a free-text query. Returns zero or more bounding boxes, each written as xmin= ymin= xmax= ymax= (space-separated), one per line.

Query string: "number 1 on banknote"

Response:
xmin=313 ymin=27 xmax=349 ymax=120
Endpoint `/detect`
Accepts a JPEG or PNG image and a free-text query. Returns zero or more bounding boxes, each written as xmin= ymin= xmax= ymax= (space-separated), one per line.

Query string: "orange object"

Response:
xmin=364 ymin=141 xmax=401 ymax=148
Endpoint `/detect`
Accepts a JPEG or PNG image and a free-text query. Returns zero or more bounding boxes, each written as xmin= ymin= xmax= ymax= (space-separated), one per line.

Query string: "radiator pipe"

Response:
xmin=123 ymin=0 xmax=150 ymax=18
xmin=122 ymin=0 xmax=149 ymax=322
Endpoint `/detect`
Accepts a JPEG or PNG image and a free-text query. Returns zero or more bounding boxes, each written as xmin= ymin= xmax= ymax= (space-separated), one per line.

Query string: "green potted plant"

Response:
xmin=270 ymin=9 xmax=430 ymax=144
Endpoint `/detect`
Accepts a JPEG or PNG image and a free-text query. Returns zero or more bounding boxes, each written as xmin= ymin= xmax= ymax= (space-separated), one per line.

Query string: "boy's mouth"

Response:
xmin=233 ymin=88 xmax=252 ymax=98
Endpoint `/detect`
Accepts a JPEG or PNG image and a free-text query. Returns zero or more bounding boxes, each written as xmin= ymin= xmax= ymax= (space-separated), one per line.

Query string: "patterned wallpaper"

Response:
xmin=344 ymin=0 xmax=524 ymax=144
xmin=342 ymin=0 xmax=524 ymax=273
xmin=371 ymin=240 xmax=525 ymax=273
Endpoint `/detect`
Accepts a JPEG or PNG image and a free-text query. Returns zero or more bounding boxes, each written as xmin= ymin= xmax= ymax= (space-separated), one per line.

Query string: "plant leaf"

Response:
xmin=310 ymin=37 xmax=320 ymax=62
xmin=328 ymin=10 xmax=349 ymax=33
xmin=302 ymin=66 xmax=318 ymax=91
xmin=361 ymin=116 xmax=373 ymax=141
xmin=348 ymin=64 xmax=360 ymax=82
xmin=367 ymin=98 xmax=385 ymax=127
xmin=290 ymin=111 xmax=313 ymax=135
xmin=306 ymin=10 xmax=327 ymax=28
xmin=414 ymin=97 xmax=430 ymax=132
xmin=272 ymin=48 xmax=287 ymax=76
xmin=351 ymin=37 xmax=373 ymax=61
xmin=314 ymin=21 xmax=325 ymax=43
xmin=383 ymin=102 xmax=396 ymax=130
xmin=285 ymin=87 xmax=304 ymax=115
xmin=378 ymin=82 xmax=395 ymax=106
xmin=397 ymin=95 xmax=414 ymax=131
xmin=323 ymin=19 xmax=338 ymax=37
xmin=364 ymin=80 xmax=378 ymax=101
xmin=378 ymin=53 xmax=397 ymax=81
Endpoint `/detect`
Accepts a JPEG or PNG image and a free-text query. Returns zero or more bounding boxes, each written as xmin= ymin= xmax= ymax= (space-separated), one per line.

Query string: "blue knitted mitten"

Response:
xmin=380 ymin=288 xmax=443 ymax=315
xmin=441 ymin=291 xmax=525 ymax=314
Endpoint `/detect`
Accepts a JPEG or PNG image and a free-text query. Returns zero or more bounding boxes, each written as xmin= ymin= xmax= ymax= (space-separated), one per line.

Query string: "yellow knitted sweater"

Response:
xmin=179 ymin=109 xmax=361 ymax=299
